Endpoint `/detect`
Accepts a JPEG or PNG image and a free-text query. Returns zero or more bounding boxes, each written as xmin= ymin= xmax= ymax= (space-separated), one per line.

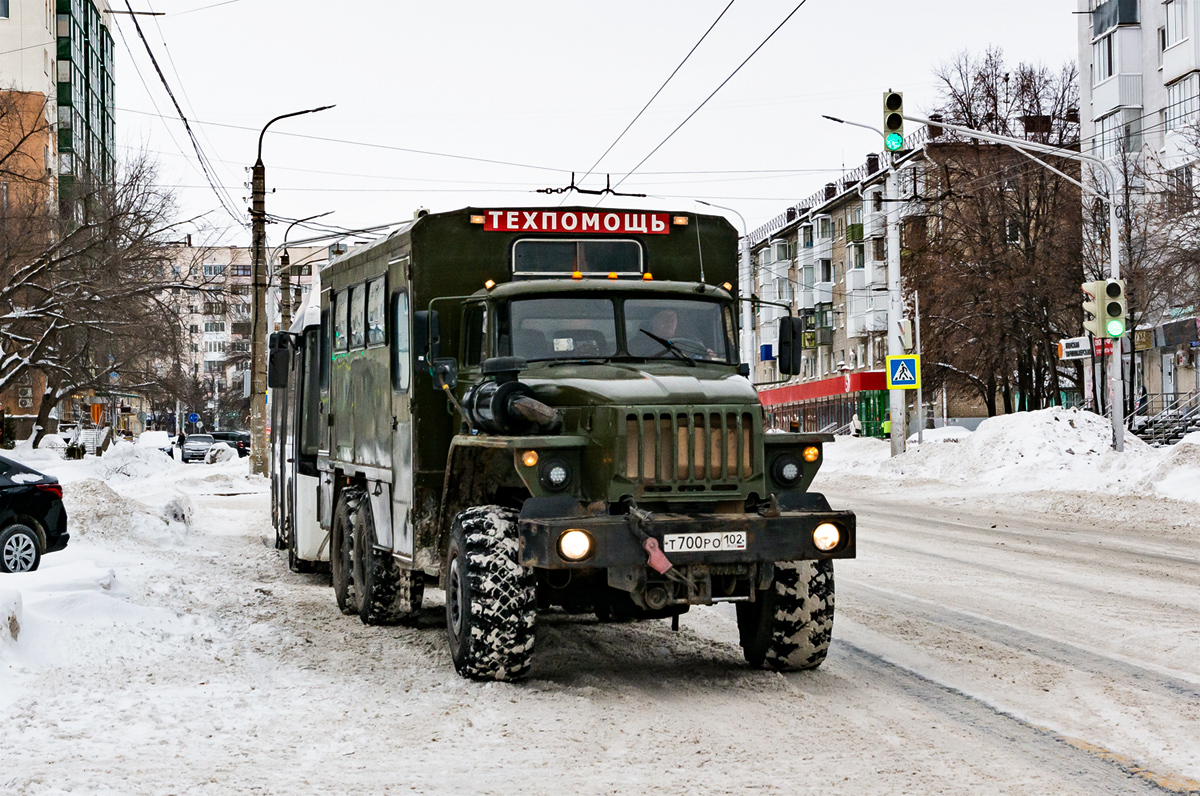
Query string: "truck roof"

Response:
xmin=482 ymin=278 xmax=735 ymax=300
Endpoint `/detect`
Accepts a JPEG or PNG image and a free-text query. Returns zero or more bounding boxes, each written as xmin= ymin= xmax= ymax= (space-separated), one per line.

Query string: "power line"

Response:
xmin=118 ymin=106 xmax=572 ymax=174
xmin=608 ymin=0 xmax=813 ymax=196
xmin=574 ymin=0 xmax=735 ymax=191
xmin=119 ymin=0 xmax=243 ymax=223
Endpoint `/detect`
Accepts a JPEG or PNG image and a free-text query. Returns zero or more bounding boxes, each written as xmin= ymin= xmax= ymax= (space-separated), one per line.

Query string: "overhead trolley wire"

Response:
xmin=119 ymin=0 xmax=243 ymax=224
xmin=570 ymin=0 xmax=736 ymax=199
xmin=607 ymin=0 xmax=813 ymax=198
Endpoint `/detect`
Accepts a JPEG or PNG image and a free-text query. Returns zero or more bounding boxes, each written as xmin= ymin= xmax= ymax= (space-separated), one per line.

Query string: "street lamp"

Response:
xmin=821 ymin=114 xmax=907 ymax=458
xmin=696 ymin=200 xmax=754 ymax=378
xmin=249 ymin=105 xmax=334 ymax=477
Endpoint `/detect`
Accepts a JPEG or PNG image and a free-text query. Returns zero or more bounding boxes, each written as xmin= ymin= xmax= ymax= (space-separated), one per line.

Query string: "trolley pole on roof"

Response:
xmin=249 ymin=105 xmax=334 ymax=477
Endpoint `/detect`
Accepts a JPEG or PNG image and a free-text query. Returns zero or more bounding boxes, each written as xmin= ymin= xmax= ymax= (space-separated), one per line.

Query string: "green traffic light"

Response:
xmin=885 ymin=132 xmax=904 ymax=152
xmin=1106 ymin=318 xmax=1125 ymax=337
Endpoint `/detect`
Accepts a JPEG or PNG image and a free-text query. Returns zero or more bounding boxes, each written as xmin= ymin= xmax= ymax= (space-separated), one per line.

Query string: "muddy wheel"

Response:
xmin=330 ymin=489 xmax=361 ymax=615
xmin=445 ymin=506 xmax=536 ymax=681
xmin=736 ymin=560 xmax=834 ymax=672
xmin=353 ymin=496 xmax=423 ymax=625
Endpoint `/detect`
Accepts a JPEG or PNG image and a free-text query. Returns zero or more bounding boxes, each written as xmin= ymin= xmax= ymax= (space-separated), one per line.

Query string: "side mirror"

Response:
xmin=413 ymin=310 xmax=440 ymax=363
xmin=737 ymin=363 xmax=750 ymax=378
xmin=777 ymin=316 xmax=804 ymax=376
xmin=267 ymin=333 xmax=291 ymax=389
xmin=431 ymin=357 xmax=458 ymax=391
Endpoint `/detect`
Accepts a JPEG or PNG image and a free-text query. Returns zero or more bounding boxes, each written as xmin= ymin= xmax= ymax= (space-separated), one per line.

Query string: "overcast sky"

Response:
xmin=113 ymin=0 xmax=1079 ymax=246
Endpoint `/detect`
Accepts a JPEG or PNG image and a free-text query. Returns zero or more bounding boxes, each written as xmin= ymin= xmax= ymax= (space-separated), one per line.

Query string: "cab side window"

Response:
xmin=462 ymin=303 xmax=486 ymax=367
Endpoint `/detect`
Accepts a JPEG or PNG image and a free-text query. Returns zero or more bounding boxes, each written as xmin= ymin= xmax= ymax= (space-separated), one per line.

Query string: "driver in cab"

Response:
xmin=633 ymin=309 xmax=719 ymax=361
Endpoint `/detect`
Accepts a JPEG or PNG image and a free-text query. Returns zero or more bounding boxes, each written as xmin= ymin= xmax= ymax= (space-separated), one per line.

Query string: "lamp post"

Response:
xmin=902 ymin=113 xmax=1125 ymax=452
xmin=250 ymin=105 xmax=334 ymax=476
xmin=822 ymin=115 xmax=907 ymax=456
xmin=697 ymin=200 xmax=753 ymax=378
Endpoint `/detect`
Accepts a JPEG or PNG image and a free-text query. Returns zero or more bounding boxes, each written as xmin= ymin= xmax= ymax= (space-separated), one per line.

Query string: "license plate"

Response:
xmin=661 ymin=531 xmax=747 ymax=553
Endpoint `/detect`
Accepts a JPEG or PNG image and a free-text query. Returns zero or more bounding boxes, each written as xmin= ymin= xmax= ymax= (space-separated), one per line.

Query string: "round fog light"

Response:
xmin=558 ymin=529 xmax=593 ymax=561
xmin=813 ymin=522 xmax=841 ymax=552
xmin=781 ymin=461 xmax=799 ymax=481
xmin=541 ymin=459 xmax=572 ymax=491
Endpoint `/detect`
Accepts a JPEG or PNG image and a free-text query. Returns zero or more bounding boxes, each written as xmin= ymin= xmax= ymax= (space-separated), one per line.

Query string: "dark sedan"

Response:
xmin=210 ymin=430 xmax=250 ymax=458
xmin=0 ymin=454 xmax=68 ymax=573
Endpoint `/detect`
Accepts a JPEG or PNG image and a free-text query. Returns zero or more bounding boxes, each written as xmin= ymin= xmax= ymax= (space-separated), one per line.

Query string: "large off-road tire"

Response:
xmin=0 ymin=524 xmax=40 ymax=573
xmin=445 ymin=506 xmax=536 ymax=681
xmin=353 ymin=496 xmax=423 ymax=625
xmin=330 ymin=490 xmax=361 ymax=615
xmin=736 ymin=559 xmax=834 ymax=671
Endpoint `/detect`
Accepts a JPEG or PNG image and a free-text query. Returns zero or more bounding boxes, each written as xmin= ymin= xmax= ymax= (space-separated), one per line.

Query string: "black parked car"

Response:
xmin=209 ymin=430 xmax=251 ymax=458
xmin=0 ymin=455 xmax=68 ymax=573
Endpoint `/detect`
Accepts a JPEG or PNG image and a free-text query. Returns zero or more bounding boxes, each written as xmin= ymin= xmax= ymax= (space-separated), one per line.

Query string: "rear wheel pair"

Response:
xmin=330 ymin=488 xmax=422 ymax=625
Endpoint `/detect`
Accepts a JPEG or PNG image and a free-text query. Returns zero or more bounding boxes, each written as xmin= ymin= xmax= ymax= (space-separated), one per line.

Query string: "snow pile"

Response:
xmin=96 ymin=441 xmax=179 ymax=479
xmin=205 ymin=441 xmax=237 ymax=463
xmin=823 ymin=406 xmax=1197 ymax=502
xmin=63 ymin=478 xmax=191 ymax=545
xmin=906 ymin=425 xmax=972 ymax=444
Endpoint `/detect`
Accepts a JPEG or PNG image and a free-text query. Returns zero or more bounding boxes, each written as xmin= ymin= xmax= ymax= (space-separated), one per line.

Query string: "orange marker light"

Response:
xmin=469 ymin=215 xmax=485 ymax=225
xmin=722 ymin=282 xmax=733 ymax=291
xmin=803 ymin=446 xmax=820 ymax=462
xmin=522 ymin=450 xmax=539 ymax=468
xmin=572 ymin=271 xmax=584 ymax=280
xmin=673 ymin=216 xmax=689 ymax=226
xmin=484 ymin=279 xmax=496 ymax=290
xmin=642 ymin=273 xmax=653 ymax=281
xmin=608 ymin=272 xmax=619 ymax=280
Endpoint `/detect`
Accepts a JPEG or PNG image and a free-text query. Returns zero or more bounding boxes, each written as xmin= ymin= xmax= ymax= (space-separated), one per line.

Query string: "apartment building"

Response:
xmin=1079 ymin=0 xmax=1200 ymax=410
xmin=169 ymin=245 xmax=325 ymax=430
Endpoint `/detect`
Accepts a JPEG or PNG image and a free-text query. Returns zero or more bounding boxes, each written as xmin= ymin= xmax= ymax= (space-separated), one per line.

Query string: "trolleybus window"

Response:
xmin=367 ymin=278 xmax=386 ymax=346
xmin=350 ymin=284 xmax=366 ymax=349
xmin=301 ymin=330 xmax=322 ymax=456
xmin=392 ymin=289 xmax=410 ymax=392
xmin=512 ymin=239 xmax=641 ymax=277
xmin=333 ymin=291 xmax=348 ymax=352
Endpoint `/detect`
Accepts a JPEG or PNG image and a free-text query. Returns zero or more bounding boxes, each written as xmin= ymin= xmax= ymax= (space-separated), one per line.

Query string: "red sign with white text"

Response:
xmin=482 ymin=210 xmax=670 ymax=234
xmin=1094 ymin=338 xmax=1114 ymax=356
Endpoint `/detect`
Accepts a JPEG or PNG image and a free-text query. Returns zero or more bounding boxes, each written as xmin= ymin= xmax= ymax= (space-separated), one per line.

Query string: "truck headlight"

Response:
xmin=813 ymin=522 xmax=841 ymax=552
xmin=558 ymin=529 xmax=594 ymax=561
xmin=770 ymin=454 xmax=803 ymax=488
xmin=540 ymin=458 xmax=572 ymax=492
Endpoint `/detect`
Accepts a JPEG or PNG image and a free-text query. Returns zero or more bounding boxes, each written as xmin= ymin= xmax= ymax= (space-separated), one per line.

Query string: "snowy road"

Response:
xmin=2 ymin=451 xmax=1199 ymax=794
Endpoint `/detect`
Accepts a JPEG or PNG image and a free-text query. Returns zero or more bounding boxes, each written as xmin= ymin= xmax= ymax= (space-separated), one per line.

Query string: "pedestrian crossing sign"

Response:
xmin=886 ymin=355 xmax=921 ymax=390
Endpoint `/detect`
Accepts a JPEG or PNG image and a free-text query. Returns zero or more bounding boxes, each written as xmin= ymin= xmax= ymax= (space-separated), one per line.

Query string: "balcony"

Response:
xmin=1092 ymin=74 xmax=1143 ymax=116
xmin=1091 ymin=0 xmax=1137 ymax=36
xmin=1163 ymin=38 xmax=1200 ymax=85
xmin=846 ymin=223 xmax=864 ymax=242
xmin=814 ymin=281 xmax=833 ymax=304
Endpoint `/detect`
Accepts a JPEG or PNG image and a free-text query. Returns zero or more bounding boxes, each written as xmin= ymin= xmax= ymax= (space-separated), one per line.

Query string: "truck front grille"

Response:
xmin=622 ymin=408 xmax=756 ymax=492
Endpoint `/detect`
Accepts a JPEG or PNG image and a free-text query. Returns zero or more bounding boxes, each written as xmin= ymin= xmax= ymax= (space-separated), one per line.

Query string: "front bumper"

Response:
xmin=518 ymin=497 xmax=855 ymax=569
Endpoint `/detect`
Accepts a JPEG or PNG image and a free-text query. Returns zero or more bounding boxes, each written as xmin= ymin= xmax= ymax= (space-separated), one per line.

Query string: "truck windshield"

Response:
xmin=500 ymin=296 xmax=733 ymax=363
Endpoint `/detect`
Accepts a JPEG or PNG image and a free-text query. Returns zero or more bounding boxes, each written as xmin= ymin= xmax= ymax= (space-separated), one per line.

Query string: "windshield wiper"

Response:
xmin=639 ymin=329 xmax=696 ymax=367
xmin=546 ymin=357 xmax=612 ymax=367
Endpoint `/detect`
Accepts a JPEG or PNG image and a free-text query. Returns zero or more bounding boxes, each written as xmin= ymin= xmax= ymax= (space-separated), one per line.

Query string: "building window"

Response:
xmin=776 ymin=277 xmax=793 ymax=304
xmin=203 ymin=302 xmax=226 ymax=315
xmin=1167 ymin=0 xmax=1188 ymax=47
xmin=1160 ymin=26 xmax=1168 ymax=64
xmin=231 ymin=322 xmax=251 ymax=336
xmin=818 ymin=218 xmax=832 ymax=239
xmin=230 ymin=264 xmax=251 ymax=277
xmin=1093 ymin=33 xmax=1115 ymax=84
xmin=1166 ymin=74 xmax=1199 ymax=132
xmin=873 ymin=238 xmax=886 ymax=261
xmin=0 ymin=1 xmax=9 ymax=19
xmin=850 ymin=244 xmax=865 ymax=269
xmin=819 ymin=259 xmax=833 ymax=282
xmin=1005 ymin=218 xmax=1022 ymax=245
xmin=1095 ymin=112 xmax=1119 ymax=158
xmin=773 ymin=240 xmax=790 ymax=262
xmin=203 ymin=264 xmax=225 ymax=277
xmin=203 ymin=321 xmax=225 ymax=332
xmin=802 ymin=226 xmax=813 ymax=248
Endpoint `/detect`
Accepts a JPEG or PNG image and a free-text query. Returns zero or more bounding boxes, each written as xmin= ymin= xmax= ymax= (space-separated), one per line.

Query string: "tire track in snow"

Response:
xmin=831 ymin=642 xmax=1200 ymax=795
xmin=840 ymin=578 xmax=1200 ymax=698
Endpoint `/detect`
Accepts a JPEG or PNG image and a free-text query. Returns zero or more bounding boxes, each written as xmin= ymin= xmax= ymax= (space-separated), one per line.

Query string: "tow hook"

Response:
xmin=626 ymin=504 xmax=695 ymax=597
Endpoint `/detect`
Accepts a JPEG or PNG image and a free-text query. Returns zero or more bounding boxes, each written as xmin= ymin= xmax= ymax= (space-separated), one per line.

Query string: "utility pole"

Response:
xmin=249 ymin=105 xmax=334 ymax=476
xmin=885 ymin=158 xmax=905 ymax=456
xmin=915 ymin=289 xmax=923 ymax=445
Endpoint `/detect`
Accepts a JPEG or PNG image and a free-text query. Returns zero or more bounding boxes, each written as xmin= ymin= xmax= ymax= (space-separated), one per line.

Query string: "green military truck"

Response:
xmin=269 ymin=206 xmax=855 ymax=681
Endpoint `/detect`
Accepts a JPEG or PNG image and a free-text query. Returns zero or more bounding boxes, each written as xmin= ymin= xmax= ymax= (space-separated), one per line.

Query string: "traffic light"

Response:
xmin=883 ymin=90 xmax=904 ymax=151
xmin=1081 ymin=280 xmax=1107 ymax=338
xmin=1101 ymin=278 xmax=1127 ymax=338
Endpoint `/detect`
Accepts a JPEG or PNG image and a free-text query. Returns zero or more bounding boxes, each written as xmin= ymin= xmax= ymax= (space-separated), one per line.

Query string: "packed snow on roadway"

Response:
xmin=0 ymin=410 xmax=1197 ymax=794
